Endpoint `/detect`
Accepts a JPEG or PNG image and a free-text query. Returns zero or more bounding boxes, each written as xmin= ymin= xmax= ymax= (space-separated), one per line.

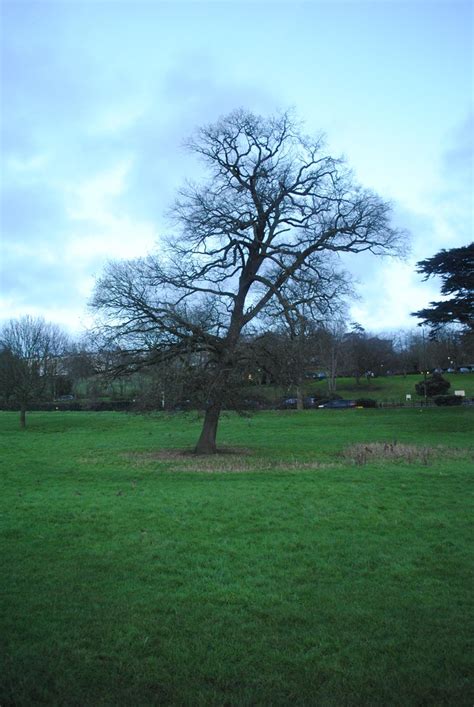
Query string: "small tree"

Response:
xmin=415 ymin=372 xmax=450 ymax=398
xmin=0 ymin=316 xmax=69 ymax=427
xmin=92 ymin=109 xmax=406 ymax=453
xmin=316 ymin=318 xmax=347 ymax=394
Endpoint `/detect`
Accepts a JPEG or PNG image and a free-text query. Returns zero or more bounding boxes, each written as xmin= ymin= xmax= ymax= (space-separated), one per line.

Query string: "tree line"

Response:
xmin=1 ymin=316 xmax=472 ymax=426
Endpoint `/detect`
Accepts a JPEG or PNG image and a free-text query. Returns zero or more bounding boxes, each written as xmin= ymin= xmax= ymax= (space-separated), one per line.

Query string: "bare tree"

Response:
xmin=259 ymin=264 xmax=351 ymax=407
xmin=316 ymin=318 xmax=348 ymax=395
xmin=0 ymin=316 xmax=69 ymax=427
xmin=91 ymin=109 xmax=406 ymax=453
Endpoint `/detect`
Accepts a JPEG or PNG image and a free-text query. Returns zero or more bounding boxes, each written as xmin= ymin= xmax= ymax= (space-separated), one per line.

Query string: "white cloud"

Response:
xmin=64 ymin=158 xmax=159 ymax=262
xmin=66 ymin=220 xmax=158 ymax=262
xmin=6 ymin=153 xmax=50 ymax=174
xmin=66 ymin=159 xmax=132 ymax=222
xmin=90 ymin=102 xmax=148 ymax=136
xmin=349 ymin=260 xmax=440 ymax=332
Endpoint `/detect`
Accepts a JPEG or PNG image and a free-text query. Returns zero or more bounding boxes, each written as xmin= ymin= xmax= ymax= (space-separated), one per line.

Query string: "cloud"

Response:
xmin=349 ymin=259 xmax=442 ymax=332
xmin=434 ymin=112 xmax=474 ymax=246
xmin=1 ymin=182 xmax=63 ymax=241
xmin=346 ymin=112 xmax=473 ymax=331
xmin=114 ymin=52 xmax=280 ymax=224
xmin=1 ymin=1 xmax=471 ymax=338
xmin=0 ymin=50 xmax=279 ymax=332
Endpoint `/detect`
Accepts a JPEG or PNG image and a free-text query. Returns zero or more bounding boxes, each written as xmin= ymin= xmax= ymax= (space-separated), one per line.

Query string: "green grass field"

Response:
xmin=1 ymin=409 xmax=473 ymax=705
xmin=246 ymin=372 xmax=474 ymax=407
xmin=307 ymin=372 xmax=474 ymax=403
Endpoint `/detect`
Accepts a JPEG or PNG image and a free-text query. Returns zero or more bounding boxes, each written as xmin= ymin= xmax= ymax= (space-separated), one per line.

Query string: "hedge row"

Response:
xmin=0 ymin=400 xmax=134 ymax=412
xmin=0 ymin=397 xmax=471 ymax=413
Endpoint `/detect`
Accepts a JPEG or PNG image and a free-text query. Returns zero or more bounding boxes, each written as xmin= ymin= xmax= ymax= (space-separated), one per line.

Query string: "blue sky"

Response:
xmin=1 ymin=0 xmax=472 ymax=335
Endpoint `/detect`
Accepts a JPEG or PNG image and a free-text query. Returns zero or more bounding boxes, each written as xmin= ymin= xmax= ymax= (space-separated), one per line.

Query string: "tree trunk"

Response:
xmin=194 ymin=402 xmax=222 ymax=454
xmin=20 ymin=405 xmax=26 ymax=429
xmin=296 ymin=385 xmax=304 ymax=411
xmin=327 ymin=374 xmax=336 ymax=395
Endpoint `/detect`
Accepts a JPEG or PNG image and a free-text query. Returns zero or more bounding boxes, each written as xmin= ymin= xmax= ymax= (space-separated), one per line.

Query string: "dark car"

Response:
xmin=279 ymin=397 xmax=298 ymax=409
xmin=318 ymin=399 xmax=356 ymax=409
xmin=279 ymin=397 xmax=320 ymax=409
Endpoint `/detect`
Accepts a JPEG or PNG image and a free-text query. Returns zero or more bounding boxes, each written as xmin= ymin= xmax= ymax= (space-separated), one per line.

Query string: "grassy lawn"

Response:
xmin=252 ymin=372 xmax=474 ymax=405
xmin=1 ymin=409 xmax=473 ymax=705
xmin=307 ymin=372 xmax=474 ymax=403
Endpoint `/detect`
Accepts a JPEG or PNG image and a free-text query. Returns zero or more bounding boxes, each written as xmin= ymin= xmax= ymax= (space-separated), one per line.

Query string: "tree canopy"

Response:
xmin=0 ymin=316 xmax=69 ymax=427
xmin=412 ymin=243 xmax=474 ymax=332
xmin=91 ymin=109 xmax=407 ymax=453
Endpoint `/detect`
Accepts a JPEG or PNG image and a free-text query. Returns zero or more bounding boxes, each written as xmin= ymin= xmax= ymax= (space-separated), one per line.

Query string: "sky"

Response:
xmin=1 ymin=0 xmax=473 ymax=337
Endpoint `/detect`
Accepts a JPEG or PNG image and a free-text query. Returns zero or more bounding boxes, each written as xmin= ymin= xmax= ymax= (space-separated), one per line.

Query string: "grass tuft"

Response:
xmin=343 ymin=441 xmax=468 ymax=466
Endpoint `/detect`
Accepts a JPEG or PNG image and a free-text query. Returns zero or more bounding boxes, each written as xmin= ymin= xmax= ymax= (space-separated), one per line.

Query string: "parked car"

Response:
xmin=279 ymin=397 xmax=298 ymax=409
xmin=318 ymin=399 xmax=356 ymax=409
xmin=278 ymin=396 xmax=320 ymax=409
xmin=304 ymin=396 xmax=319 ymax=408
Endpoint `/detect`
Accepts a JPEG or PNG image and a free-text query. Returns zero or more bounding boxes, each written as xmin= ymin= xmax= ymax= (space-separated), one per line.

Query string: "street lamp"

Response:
xmin=422 ymin=326 xmax=428 ymax=406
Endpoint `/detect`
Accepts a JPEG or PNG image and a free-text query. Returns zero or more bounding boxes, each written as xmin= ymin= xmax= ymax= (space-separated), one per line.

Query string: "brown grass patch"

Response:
xmin=150 ymin=446 xmax=252 ymax=458
xmin=122 ymin=448 xmax=334 ymax=473
xmin=342 ymin=442 xmax=465 ymax=466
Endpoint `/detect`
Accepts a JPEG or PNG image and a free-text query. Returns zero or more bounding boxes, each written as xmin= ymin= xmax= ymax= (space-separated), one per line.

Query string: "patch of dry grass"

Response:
xmin=122 ymin=448 xmax=334 ymax=473
xmin=123 ymin=441 xmax=470 ymax=473
xmin=342 ymin=441 xmax=467 ymax=466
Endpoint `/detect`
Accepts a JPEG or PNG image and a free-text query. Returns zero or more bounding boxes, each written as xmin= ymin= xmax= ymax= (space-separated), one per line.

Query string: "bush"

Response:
xmin=415 ymin=373 xmax=450 ymax=398
xmin=0 ymin=401 xmax=83 ymax=412
xmin=0 ymin=399 xmax=134 ymax=412
xmin=434 ymin=395 xmax=463 ymax=406
xmin=86 ymin=400 xmax=134 ymax=412
xmin=355 ymin=398 xmax=378 ymax=408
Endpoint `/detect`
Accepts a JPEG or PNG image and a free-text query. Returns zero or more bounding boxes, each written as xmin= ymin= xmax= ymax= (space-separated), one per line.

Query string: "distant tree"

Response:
xmin=392 ymin=330 xmax=419 ymax=375
xmin=341 ymin=324 xmax=396 ymax=382
xmin=92 ymin=109 xmax=406 ymax=453
xmin=315 ymin=318 xmax=347 ymax=394
xmin=258 ymin=267 xmax=351 ymax=408
xmin=251 ymin=327 xmax=317 ymax=408
xmin=412 ymin=243 xmax=474 ymax=332
xmin=0 ymin=316 xmax=69 ymax=427
xmin=415 ymin=372 xmax=450 ymax=398
xmin=133 ymin=353 xmax=212 ymax=412
xmin=63 ymin=343 xmax=97 ymax=383
xmin=342 ymin=323 xmax=368 ymax=383
xmin=0 ymin=347 xmax=19 ymax=401
xmin=391 ymin=325 xmax=474 ymax=375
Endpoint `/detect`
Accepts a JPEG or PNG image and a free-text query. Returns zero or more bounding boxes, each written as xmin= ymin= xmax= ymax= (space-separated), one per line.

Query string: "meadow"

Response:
xmin=246 ymin=371 xmax=474 ymax=407
xmin=1 ymin=407 xmax=473 ymax=705
xmin=308 ymin=372 xmax=474 ymax=403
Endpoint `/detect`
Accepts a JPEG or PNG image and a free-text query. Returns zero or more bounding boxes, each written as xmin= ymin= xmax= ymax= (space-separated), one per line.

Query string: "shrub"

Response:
xmin=415 ymin=373 xmax=450 ymax=397
xmin=434 ymin=394 xmax=463 ymax=406
xmin=86 ymin=400 xmax=134 ymax=411
xmin=355 ymin=398 xmax=378 ymax=408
